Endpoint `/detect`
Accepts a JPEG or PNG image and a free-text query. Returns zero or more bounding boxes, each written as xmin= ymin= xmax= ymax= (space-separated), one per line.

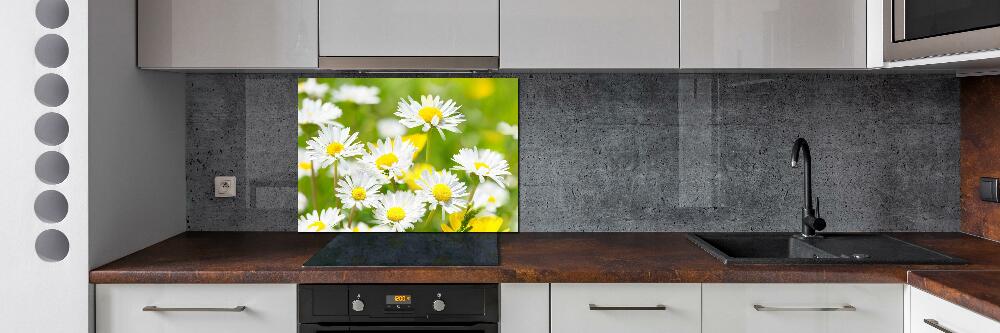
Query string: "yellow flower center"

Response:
xmin=418 ymin=106 xmax=443 ymax=123
xmin=326 ymin=142 xmax=344 ymax=156
xmin=351 ymin=187 xmax=367 ymax=201
xmin=298 ymin=161 xmax=312 ymax=170
xmin=473 ymin=161 xmax=489 ymax=170
xmin=386 ymin=207 xmax=406 ymax=222
xmin=376 ymin=153 xmax=398 ymax=169
xmin=432 ymin=183 xmax=453 ymax=202
xmin=307 ymin=221 xmax=325 ymax=231
xmin=487 ymin=196 xmax=496 ymax=203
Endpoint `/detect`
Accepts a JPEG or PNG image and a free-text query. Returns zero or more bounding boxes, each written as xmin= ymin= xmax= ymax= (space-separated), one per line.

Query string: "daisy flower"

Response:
xmin=497 ymin=121 xmax=518 ymax=140
xmin=373 ymin=191 xmax=426 ymax=232
xmin=298 ymin=78 xmax=330 ymax=99
xmin=395 ymin=95 xmax=465 ymax=139
xmin=297 ymin=208 xmax=345 ymax=232
xmin=471 ymin=181 xmax=509 ymax=211
xmin=377 ymin=118 xmax=407 ymax=138
xmin=336 ymin=171 xmax=384 ymax=210
xmin=297 ymin=149 xmax=314 ymax=179
xmin=360 ymin=136 xmax=417 ymax=181
xmin=415 ymin=170 xmax=468 ymax=218
xmin=331 ymin=84 xmax=381 ymax=104
xmin=297 ymin=192 xmax=308 ymax=213
xmin=298 ymin=98 xmax=343 ymax=127
xmin=306 ymin=126 xmax=364 ymax=168
xmin=451 ymin=147 xmax=512 ymax=187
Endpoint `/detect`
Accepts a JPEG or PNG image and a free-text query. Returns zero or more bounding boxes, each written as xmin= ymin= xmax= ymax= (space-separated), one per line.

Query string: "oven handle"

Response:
xmin=299 ymin=323 xmax=497 ymax=332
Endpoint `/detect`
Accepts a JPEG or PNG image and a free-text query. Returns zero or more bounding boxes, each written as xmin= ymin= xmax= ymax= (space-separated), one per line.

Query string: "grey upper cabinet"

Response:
xmin=501 ymin=0 xmax=680 ymax=69
xmin=680 ymin=0 xmax=869 ymax=69
xmin=319 ymin=0 xmax=499 ymax=57
xmin=138 ymin=0 xmax=318 ymax=69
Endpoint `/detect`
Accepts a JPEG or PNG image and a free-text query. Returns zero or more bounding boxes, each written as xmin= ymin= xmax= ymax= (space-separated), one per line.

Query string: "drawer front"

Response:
xmin=551 ymin=283 xmax=701 ymax=333
xmin=96 ymin=284 xmax=296 ymax=333
xmin=703 ymin=283 xmax=903 ymax=333
xmin=910 ymin=287 xmax=1000 ymax=333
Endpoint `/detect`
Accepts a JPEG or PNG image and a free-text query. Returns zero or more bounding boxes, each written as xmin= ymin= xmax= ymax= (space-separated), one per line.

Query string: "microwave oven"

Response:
xmin=884 ymin=0 xmax=1000 ymax=62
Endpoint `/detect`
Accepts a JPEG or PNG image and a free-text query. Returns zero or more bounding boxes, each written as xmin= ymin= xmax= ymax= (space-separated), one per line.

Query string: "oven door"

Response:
xmin=885 ymin=0 xmax=1000 ymax=61
xmin=300 ymin=323 xmax=498 ymax=333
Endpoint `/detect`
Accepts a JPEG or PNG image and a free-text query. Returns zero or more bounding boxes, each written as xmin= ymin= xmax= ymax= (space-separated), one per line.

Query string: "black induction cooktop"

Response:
xmin=303 ymin=233 xmax=500 ymax=267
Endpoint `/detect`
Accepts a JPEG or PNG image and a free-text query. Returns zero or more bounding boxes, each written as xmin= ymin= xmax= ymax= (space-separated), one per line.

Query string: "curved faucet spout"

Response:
xmin=791 ymin=138 xmax=824 ymax=237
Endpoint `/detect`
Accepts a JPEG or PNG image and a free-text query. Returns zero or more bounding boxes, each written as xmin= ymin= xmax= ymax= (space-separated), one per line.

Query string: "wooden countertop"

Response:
xmin=908 ymin=270 xmax=1000 ymax=323
xmin=91 ymin=232 xmax=1000 ymax=284
xmin=89 ymin=232 xmax=1000 ymax=321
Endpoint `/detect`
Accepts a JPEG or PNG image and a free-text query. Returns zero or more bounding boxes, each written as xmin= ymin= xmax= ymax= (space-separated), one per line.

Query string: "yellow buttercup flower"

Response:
xmin=467 ymin=78 xmax=495 ymax=99
xmin=402 ymin=133 xmax=428 ymax=158
xmin=404 ymin=163 xmax=435 ymax=190
xmin=441 ymin=212 xmax=508 ymax=232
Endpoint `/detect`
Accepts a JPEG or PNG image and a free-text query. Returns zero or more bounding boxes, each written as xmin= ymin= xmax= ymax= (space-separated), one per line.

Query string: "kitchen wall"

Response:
xmin=186 ymin=73 xmax=960 ymax=232
xmin=960 ymin=76 xmax=1000 ymax=242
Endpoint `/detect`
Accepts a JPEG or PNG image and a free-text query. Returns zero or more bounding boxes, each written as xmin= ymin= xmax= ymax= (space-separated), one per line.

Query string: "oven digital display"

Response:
xmin=386 ymin=295 xmax=412 ymax=305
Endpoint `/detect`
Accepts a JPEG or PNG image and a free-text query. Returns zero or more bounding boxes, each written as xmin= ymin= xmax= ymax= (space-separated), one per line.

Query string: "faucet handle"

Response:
xmin=815 ymin=196 xmax=820 ymax=218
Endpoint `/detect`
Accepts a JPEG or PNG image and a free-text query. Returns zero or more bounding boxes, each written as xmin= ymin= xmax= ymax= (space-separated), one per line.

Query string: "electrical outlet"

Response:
xmin=215 ymin=176 xmax=236 ymax=198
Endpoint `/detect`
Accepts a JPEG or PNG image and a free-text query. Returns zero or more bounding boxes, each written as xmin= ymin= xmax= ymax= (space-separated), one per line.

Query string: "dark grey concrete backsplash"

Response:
xmin=186 ymin=73 xmax=960 ymax=232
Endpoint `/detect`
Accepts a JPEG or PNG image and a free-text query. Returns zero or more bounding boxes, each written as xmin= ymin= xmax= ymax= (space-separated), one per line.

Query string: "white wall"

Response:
xmin=88 ymin=0 xmax=186 ymax=270
xmin=0 ymin=0 xmax=90 ymax=331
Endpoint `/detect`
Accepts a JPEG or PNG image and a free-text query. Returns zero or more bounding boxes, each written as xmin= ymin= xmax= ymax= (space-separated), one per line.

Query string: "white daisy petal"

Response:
xmin=335 ymin=171 xmax=386 ymax=210
xmin=298 ymin=98 xmax=343 ymax=126
xmin=451 ymin=147 xmax=512 ymax=188
xmin=297 ymin=208 xmax=346 ymax=232
xmin=377 ymin=118 xmax=408 ymax=138
xmin=373 ymin=191 xmax=426 ymax=232
xmin=394 ymin=95 xmax=465 ymax=138
xmin=299 ymin=79 xmax=330 ymax=99
xmin=415 ymin=170 xmax=469 ymax=218
xmin=331 ymin=85 xmax=381 ymax=105
xmin=471 ymin=181 xmax=508 ymax=212
xmin=359 ymin=136 xmax=417 ymax=182
xmin=306 ymin=126 xmax=365 ymax=168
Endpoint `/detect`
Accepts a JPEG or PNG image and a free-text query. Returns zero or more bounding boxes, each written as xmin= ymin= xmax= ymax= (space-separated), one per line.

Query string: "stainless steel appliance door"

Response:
xmin=885 ymin=0 xmax=1000 ymax=61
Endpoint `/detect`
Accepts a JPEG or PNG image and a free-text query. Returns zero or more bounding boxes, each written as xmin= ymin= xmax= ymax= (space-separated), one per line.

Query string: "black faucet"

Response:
xmin=791 ymin=138 xmax=826 ymax=237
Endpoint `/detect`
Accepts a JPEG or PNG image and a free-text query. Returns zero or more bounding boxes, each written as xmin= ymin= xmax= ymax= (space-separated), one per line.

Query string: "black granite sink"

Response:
xmin=687 ymin=233 xmax=966 ymax=265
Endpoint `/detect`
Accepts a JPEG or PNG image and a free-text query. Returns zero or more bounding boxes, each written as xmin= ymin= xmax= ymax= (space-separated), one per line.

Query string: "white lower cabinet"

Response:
xmin=551 ymin=283 xmax=701 ymax=333
xmin=96 ymin=284 xmax=297 ymax=333
xmin=500 ymin=283 xmax=549 ymax=333
xmin=910 ymin=287 xmax=1000 ymax=333
xmin=702 ymin=283 xmax=904 ymax=333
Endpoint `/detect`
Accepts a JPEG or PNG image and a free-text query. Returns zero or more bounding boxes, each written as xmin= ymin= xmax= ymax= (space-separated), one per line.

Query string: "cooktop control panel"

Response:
xmin=298 ymin=284 xmax=498 ymax=323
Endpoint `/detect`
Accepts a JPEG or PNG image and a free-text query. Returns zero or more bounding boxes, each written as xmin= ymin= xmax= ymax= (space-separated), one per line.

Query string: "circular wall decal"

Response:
xmin=34 ymin=190 xmax=68 ymax=223
xmin=34 ymin=73 xmax=69 ymax=107
xmin=35 ymin=112 xmax=69 ymax=145
xmin=35 ymin=34 xmax=69 ymax=68
xmin=35 ymin=151 xmax=69 ymax=185
xmin=36 ymin=0 xmax=69 ymax=29
xmin=35 ymin=229 xmax=70 ymax=262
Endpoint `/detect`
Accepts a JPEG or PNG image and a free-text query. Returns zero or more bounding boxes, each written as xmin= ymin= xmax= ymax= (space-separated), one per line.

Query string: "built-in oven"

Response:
xmin=885 ymin=0 xmax=1000 ymax=61
xmin=298 ymin=284 xmax=498 ymax=333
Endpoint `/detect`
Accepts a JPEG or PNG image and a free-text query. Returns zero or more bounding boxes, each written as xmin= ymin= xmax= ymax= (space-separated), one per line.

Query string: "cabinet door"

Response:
xmin=500 ymin=284 xmax=548 ymax=333
xmin=96 ymin=284 xmax=297 ymax=333
xmin=551 ymin=283 xmax=701 ymax=333
xmin=137 ymin=0 xmax=318 ymax=69
xmin=910 ymin=287 xmax=1000 ymax=333
xmin=501 ymin=0 xmax=680 ymax=69
xmin=319 ymin=0 xmax=499 ymax=57
xmin=702 ymin=283 xmax=903 ymax=333
xmin=680 ymin=0 xmax=867 ymax=68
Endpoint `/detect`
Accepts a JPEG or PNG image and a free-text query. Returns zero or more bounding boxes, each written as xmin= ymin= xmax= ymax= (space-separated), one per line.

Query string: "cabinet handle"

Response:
xmin=588 ymin=304 xmax=667 ymax=311
xmin=753 ymin=304 xmax=856 ymax=312
xmin=142 ymin=306 xmax=247 ymax=312
xmin=923 ymin=319 xmax=955 ymax=333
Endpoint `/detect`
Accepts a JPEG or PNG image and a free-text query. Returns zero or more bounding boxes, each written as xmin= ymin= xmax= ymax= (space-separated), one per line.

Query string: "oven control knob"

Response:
xmin=432 ymin=299 xmax=446 ymax=312
xmin=351 ymin=299 xmax=365 ymax=312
